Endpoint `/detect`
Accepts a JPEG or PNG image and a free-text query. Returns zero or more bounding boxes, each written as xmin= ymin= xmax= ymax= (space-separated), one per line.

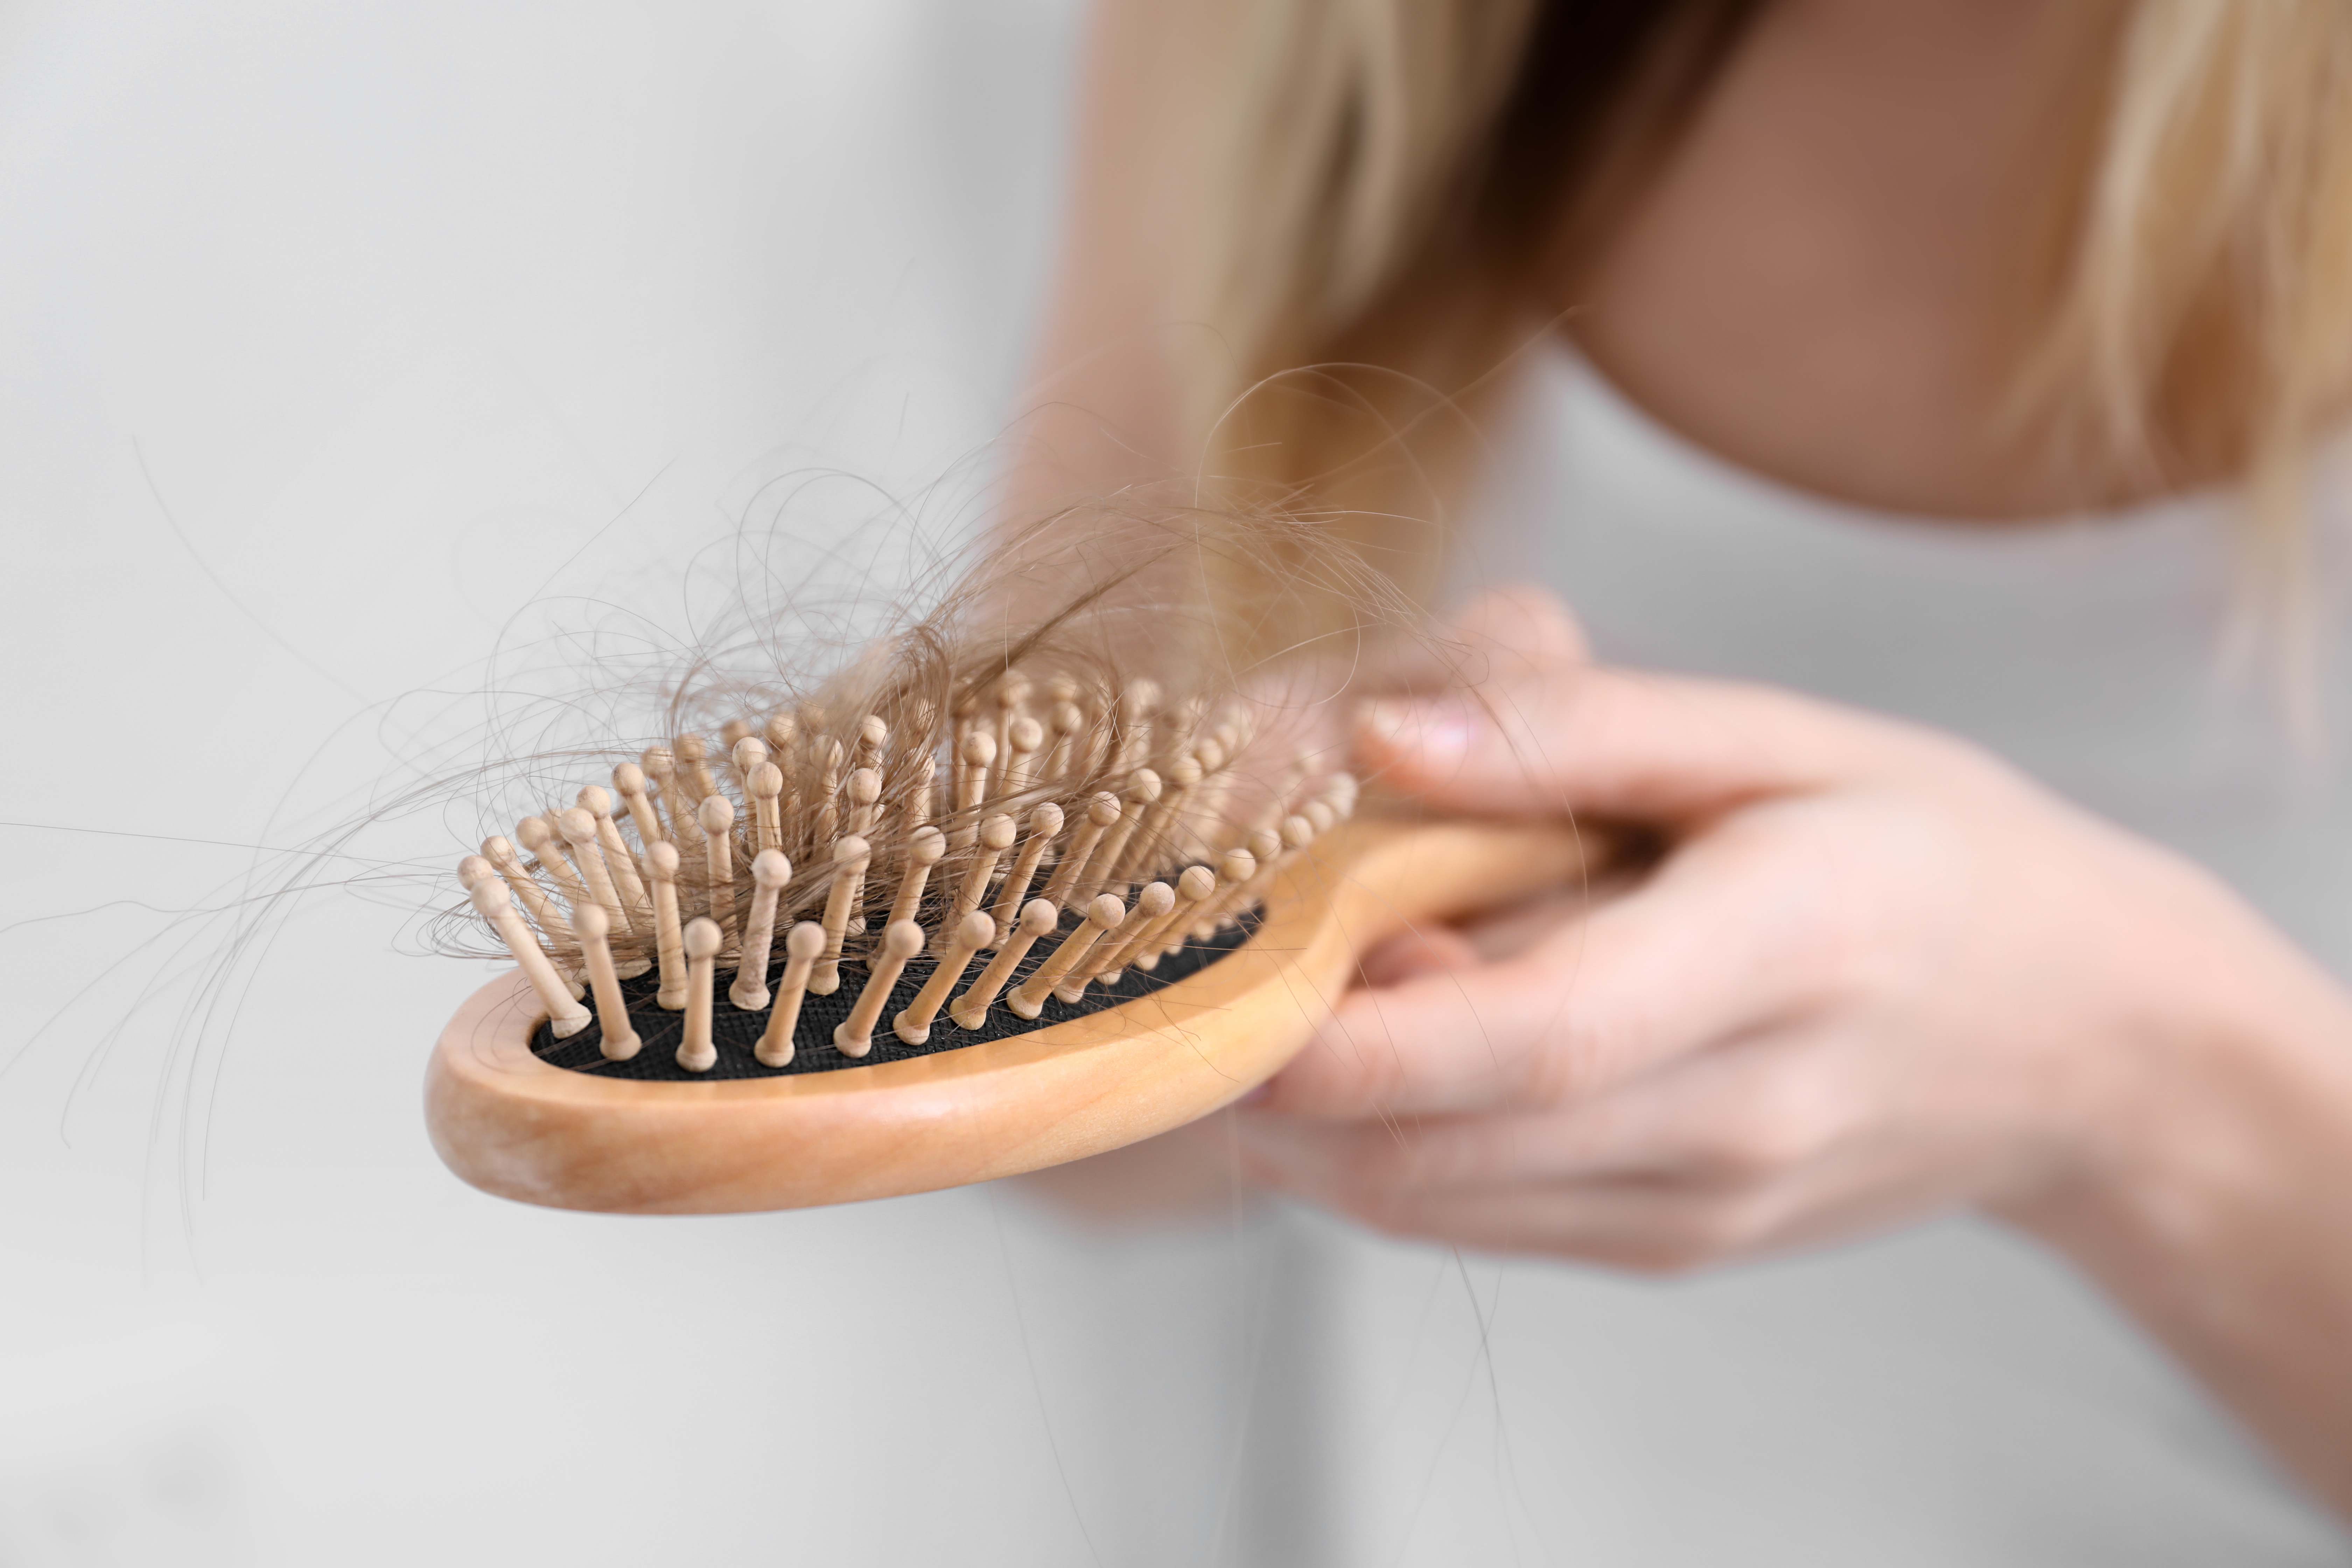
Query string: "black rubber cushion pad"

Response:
xmin=532 ymin=906 xmax=1260 ymax=1081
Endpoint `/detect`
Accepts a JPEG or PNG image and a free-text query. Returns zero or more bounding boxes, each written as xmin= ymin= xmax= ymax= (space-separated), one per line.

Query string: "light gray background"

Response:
xmin=0 ymin=9 xmax=1578 ymax=1555
xmin=13 ymin=8 xmax=2344 ymax=1568
xmin=0 ymin=5 xmax=1286 ymax=1563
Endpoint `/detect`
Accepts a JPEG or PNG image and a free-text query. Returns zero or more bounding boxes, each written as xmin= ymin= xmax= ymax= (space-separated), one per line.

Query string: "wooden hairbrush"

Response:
xmin=426 ymin=675 xmax=1595 ymax=1214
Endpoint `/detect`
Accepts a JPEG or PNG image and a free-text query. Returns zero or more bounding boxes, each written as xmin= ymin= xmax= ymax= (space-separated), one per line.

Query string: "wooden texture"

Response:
xmin=425 ymin=814 xmax=1597 ymax=1214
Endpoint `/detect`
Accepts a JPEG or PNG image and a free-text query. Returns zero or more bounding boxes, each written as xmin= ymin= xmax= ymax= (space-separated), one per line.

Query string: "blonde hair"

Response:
xmin=1188 ymin=0 xmax=2352 ymax=612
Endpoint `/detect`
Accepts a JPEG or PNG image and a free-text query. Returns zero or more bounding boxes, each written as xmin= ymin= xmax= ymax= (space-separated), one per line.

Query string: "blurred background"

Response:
xmin=0 ymin=1 xmax=1194 ymax=1561
xmin=0 ymin=6 xmax=1523 ymax=1564
xmin=3 ymin=6 xmax=2272 ymax=1566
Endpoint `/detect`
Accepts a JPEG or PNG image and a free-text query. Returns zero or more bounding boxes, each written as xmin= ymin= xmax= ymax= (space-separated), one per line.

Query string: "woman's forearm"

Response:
xmin=1243 ymin=616 xmax=2352 ymax=1522
xmin=1002 ymin=0 xmax=1229 ymax=526
xmin=2007 ymin=910 xmax=2352 ymax=1519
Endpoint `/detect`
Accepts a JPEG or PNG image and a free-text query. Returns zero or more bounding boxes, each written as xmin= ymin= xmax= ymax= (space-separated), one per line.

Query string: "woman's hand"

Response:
xmin=1232 ymin=588 xmax=2350 ymax=1280
xmin=1239 ymin=584 xmax=2352 ymax=1509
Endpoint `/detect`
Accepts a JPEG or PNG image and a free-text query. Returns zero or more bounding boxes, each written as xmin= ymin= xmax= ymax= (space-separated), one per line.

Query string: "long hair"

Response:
xmin=1183 ymin=0 xmax=2352 ymax=618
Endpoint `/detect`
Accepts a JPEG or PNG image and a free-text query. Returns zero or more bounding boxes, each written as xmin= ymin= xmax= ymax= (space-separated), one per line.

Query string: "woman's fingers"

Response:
xmin=1239 ymin=1038 xmax=1853 ymax=1195
xmin=1260 ymin=823 xmax=1840 ymax=1120
xmin=1438 ymin=583 xmax=1591 ymax=682
xmin=1229 ymin=1127 xmax=1790 ymax=1272
xmin=1359 ymin=583 xmax=1592 ymax=695
xmin=1358 ymin=663 xmax=1914 ymax=824
xmin=1355 ymin=922 xmax=1484 ymax=987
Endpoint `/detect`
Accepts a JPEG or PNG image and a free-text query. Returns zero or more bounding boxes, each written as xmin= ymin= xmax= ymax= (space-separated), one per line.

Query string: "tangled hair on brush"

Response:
xmin=418 ymin=492 xmax=1421 ymax=971
xmin=72 ymin=478 xmax=1433 ymax=1254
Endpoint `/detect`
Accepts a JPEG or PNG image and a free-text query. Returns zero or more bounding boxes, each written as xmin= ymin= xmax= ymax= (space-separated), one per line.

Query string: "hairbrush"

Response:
xmin=420 ymin=503 xmax=1603 ymax=1214
xmin=426 ymin=671 xmax=1595 ymax=1214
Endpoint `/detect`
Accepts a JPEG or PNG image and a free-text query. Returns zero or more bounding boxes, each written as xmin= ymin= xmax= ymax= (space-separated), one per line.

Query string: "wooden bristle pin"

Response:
xmin=1215 ymin=825 xmax=1284 ymax=923
xmin=1084 ymin=770 xmax=1160 ymax=900
xmin=583 ymin=803 xmax=655 ymax=973
xmin=762 ymin=709 xmax=797 ymax=761
xmin=517 ymin=816 xmax=592 ymax=916
xmin=646 ymin=840 xmax=687 ymax=1009
xmin=810 ymin=836 xmax=869 ymax=996
xmin=987 ymin=802 xmax=1063 ymax=942
xmin=1118 ymin=753 xmax=1198 ymax=884
xmin=1045 ymin=700 xmax=1085 ymax=785
xmin=895 ymin=910 xmax=992 ymax=1045
xmin=1001 ymin=714 xmax=1043 ymax=797
xmin=845 ymin=767 xmax=882 ymax=839
xmin=1041 ymin=792 xmax=1120 ymax=909
xmin=1322 ymin=772 xmax=1359 ymax=816
xmin=676 ymin=733 xmax=720 ymax=810
xmin=636 ymin=747 xmax=674 ymax=840
xmin=720 ymin=716 xmax=753 ymax=754
xmin=730 ymin=849 xmax=792 ymax=1010
xmin=990 ymin=679 xmax=1031 ymax=797
xmin=889 ymin=826 xmax=946 ymax=928
xmin=1136 ymin=863 xmax=1218 ymax=972
xmin=483 ymin=834 xmax=572 ymax=944
xmin=678 ymin=917 xmax=721 ymax=1072
xmin=616 ymin=764 xmax=669 ymax=848
xmin=1181 ymin=739 xmax=1232 ymax=856
xmin=672 ymin=737 xmax=718 ymax=834
xmin=559 ymin=806 xmax=634 ymax=938
xmin=571 ymin=902 xmax=642 ymax=1061
xmin=648 ymin=746 xmax=704 ymax=857
xmin=903 ymin=751 xmax=936 ymax=837
xmin=951 ymin=898 xmax=1056 ymax=1030
xmin=749 ymin=762 xmax=784 ymax=854
xmin=731 ymin=734 xmax=767 ymax=799
xmin=763 ymin=712 xmax=799 ymax=820
xmin=842 ymin=799 xmax=876 ymax=938
xmin=835 ymin=918 xmax=922 ymax=1058
xmin=1223 ymin=814 xmax=1313 ymax=925
xmin=463 ymin=852 xmax=569 ymax=998
xmin=471 ymin=878 xmax=592 ymax=1038
xmin=951 ymin=730 xmax=996 ymax=849
xmin=756 ymin=922 xmax=825 ymax=1068
xmin=951 ymin=814 xmax=1017 ymax=932
xmin=1191 ymin=844 xmax=1260 ymax=941
xmin=855 ymin=714 xmax=888 ymax=772
xmin=1253 ymin=753 xmax=1311 ymax=839
xmin=813 ymin=739 xmax=844 ymax=847
xmin=1011 ymin=895 xmax=1124 ymax=1020
xmin=1158 ymin=693 xmax=1207 ymax=768
xmin=698 ymin=793 xmax=736 ymax=934
xmin=1115 ymin=679 xmax=1161 ymax=774
xmin=580 ymin=785 xmax=650 ymax=921
xmin=1078 ymin=879 xmax=1173 ymax=994
xmin=948 ymin=692 xmax=979 ymax=823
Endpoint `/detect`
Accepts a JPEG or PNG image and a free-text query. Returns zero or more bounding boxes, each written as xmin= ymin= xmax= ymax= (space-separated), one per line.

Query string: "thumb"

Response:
xmin=1355 ymin=665 xmax=1886 ymax=822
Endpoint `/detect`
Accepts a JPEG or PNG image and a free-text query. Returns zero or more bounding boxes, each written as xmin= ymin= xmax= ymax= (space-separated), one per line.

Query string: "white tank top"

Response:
xmin=1294 ymin=351 xmax=2352 ymax=1565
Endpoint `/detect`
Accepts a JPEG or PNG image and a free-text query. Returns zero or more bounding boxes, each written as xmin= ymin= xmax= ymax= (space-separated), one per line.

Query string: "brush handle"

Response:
xmin=425 ymin=814 xmax=1601 ymax=1214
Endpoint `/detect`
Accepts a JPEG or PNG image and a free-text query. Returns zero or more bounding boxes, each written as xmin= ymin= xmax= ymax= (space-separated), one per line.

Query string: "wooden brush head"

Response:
xmin=425 ymin=509 xmax=1596 ymax=1211
xmin=460 ymin=656 xmax=1358 ymax=1083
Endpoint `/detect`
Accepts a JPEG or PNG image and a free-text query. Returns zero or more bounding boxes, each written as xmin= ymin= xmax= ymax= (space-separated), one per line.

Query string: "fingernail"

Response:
xmin=1236 ymin=1083 xmax=1272 ymax=1106
xmin=1361 ymin=699 xmax=1474 ymax=764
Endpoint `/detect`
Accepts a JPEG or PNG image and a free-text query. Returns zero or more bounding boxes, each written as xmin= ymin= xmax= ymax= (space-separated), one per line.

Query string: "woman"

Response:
xmin=1016 ymin=0 xmax=2352 ymax=1556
